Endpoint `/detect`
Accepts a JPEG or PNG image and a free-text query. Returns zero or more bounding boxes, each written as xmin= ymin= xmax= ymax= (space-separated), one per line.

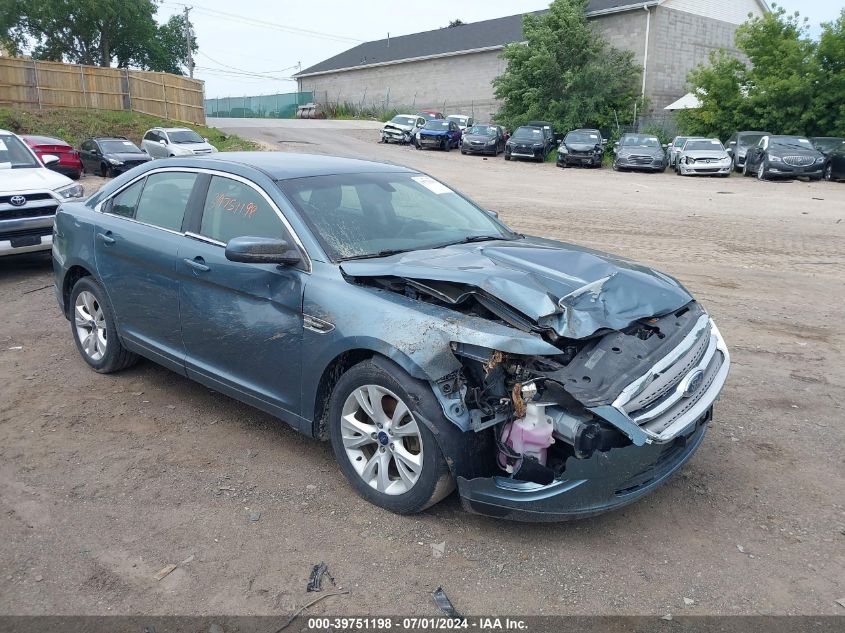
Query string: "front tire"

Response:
xmin=70 ymin=277 xmax=138 ymax=373
xmin=328 ymin=359 xmax=454 ymax=514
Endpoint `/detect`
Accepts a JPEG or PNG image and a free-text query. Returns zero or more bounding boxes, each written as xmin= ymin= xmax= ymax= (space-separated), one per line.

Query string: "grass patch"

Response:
xmin=0 ymin=107 xmax=262 ymax=152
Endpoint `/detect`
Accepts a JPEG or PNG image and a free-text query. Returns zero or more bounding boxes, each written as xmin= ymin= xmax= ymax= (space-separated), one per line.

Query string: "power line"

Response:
xmin=161 ymin=1 xmax=362 ymax=44
xmin=197 ymin=50 xmax=298 ymax=76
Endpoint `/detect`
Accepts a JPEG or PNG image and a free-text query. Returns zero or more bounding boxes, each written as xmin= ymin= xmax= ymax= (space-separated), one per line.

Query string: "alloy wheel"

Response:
xmin=340 ymin=385 xmax=424 ymax=495
xmin=74 ymin=291 xmax=107 ymax=361
xmin=825 ymin=164 xmax=833 ymax=181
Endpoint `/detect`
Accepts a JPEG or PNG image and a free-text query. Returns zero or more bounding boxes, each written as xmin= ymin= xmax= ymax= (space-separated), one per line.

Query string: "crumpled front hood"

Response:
xmin=105 ymin=152 xmax=151 ymax=162
xmin=564 ymin=143 xmax=600 ymax=152
xmin=341 ymin=237 xmax=693 ymax=340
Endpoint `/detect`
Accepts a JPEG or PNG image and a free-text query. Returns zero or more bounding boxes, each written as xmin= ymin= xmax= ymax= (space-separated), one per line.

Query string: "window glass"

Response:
xmin=200 ymin=176 xmax=282 ymax=243
xmin=278 ymin=172 xmax=510 ymax=261
xmin=109 ymin=179 xmax=145 ymax=218
xmin=134 ymin=172 xmax=196 ymax=231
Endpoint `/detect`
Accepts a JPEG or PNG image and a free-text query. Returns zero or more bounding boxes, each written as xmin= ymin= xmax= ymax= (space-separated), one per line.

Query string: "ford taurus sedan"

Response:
xmin=53 ymin=153 xmax=730 ymax=520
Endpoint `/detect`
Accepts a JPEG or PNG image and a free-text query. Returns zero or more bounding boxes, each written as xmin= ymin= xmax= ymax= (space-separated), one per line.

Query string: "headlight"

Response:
xmin=769 ymin=155 xmax=783 ymax=162
xmin=487 ymin=139 xmax=496 ymax=145
xmin=210 ymin=146 xmax=218 ymax=153
xmin=815 ymin=156 xmax=825 ymax=164
xmin=107 ymin=158 xmax=123 ymax=165
xmin=55 ymin=183 xmax=84 ymax=199
xmin=533 ymin=144 xmax=543 ymax=149
xmin=559 ymin=147 xmax=569 ymax=154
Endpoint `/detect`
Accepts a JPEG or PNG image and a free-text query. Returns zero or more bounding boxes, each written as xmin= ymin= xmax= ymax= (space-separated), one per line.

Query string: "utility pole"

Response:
xmin=184 ymin=6 xmax=194 ymax=79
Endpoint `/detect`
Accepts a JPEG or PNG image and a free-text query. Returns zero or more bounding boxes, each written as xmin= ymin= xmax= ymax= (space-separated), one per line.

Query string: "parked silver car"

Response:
xmin=141 ymin=127 xmax=218 ymax=159
xmin=676 ymin=138 xmax=732 ymax=177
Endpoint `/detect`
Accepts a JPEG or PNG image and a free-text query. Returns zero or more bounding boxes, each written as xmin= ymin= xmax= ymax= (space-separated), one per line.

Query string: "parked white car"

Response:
xmin=0 ymin=129 xmax=84 ymax=256
xmin=380 ymin=114 xmax=427 ymax=145
xmin=141 ymin=127 xmax=218 ymax=159
xmin=676 ymin=138 xmax=732 ymax=177
xmin=446 ymin=114 xmax=474 ymax=131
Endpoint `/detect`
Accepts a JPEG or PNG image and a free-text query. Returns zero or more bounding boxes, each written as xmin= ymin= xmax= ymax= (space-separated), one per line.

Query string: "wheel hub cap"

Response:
xmin=74 ymin=290 xmax=107 ymax=361
xmin=340 ymin=385 xmax=424 ymax=495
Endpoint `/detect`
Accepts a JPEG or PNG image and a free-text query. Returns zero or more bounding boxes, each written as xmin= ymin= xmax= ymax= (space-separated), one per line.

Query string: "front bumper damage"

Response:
xmin=456 ymin=318 xmax=729 ymax=520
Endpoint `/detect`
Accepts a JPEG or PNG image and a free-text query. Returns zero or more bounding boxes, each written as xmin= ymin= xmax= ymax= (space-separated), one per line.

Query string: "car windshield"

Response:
xmin=621 ymin=135 xmax=660 ymax=148
xmin=565 ymin=131 xmax=600 ymax=144
xmin=424 ymin=121 xmax=449 ymax=131
xmin=812 ymin=138 xmax=844 ymax=152
xmin=390 ymin=116 xmax=417 ymax=126
xmin=738 ymin=134 xmax=765 ymax=147
xmin=685 ymin=140 xmax=724 ymax=151
xmin=467 ymin=125 xmax=496 ymax=136
xmin=771 ymin=136 xmax=814 ymax=150
xmin=277 ymin=172 xmax=514 ymax=261
xmin=0 ymin=134 xmax=41 ymax=169
xmin=513 ymin=127 xmax=543 ymax=141
xmin=674 ymin=137 xmax=689 ymax=147
xmin=168 ymin=130 xmax=204 ymax=144
xmin=100 ymin=140 xmax=143 ymax=154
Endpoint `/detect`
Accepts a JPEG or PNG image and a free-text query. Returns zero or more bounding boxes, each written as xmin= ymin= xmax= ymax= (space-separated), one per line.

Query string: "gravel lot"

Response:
xmin=1 ymin=120 xmax=843 ymax=617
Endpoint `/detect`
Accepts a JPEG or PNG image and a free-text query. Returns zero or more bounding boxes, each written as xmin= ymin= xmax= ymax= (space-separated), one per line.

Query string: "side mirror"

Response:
xmin=225 ymin=236 xmax=301 ymax=266
xmin=203 ymin=137 xmax=209 ymax=142
xmin=41 ymin=154 xmax=60 ymax=166
xmin=728 ymin=141 xmax=737 ymax=146
xmin=484 ymin=209 xmax=499 ymax=218
xmin=662 ymin=143 xmax=669 ymax=149
xmin=159 ymin=139 xmax=167 ymax=146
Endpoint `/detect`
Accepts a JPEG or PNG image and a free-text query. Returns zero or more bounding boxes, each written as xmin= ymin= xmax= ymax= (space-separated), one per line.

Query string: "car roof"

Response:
xmin=22 ymin=135 xmax=68 ymax=145
xmin=191 ymin=152 xmax=416 ymax=180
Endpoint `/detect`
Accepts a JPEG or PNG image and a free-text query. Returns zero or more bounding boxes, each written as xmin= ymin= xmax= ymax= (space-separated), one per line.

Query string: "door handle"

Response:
xmin=97 ymin=232 xmax=115 ymax=245
xmin=183 ymin=257 xmax=210 ymax=272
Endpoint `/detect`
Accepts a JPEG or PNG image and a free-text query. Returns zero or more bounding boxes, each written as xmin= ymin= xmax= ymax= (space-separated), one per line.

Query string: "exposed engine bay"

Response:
xmin=348 ymin=271 xmax=721 ymax=487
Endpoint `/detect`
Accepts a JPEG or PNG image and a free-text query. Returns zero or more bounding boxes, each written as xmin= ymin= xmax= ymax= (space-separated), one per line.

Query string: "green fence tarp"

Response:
xmin=204 ymin=92 xmax=314 ymax=119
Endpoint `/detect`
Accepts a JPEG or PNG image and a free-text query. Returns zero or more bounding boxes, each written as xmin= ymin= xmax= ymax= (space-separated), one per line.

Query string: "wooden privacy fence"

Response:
xmin=0 ymin=57 xmax=205 ymax=125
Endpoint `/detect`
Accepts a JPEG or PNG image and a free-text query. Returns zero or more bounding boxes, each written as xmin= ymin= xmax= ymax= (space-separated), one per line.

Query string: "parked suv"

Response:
xmin=505 ymin=122 xmax=555 ymax=162
xmin=725 ymin=131 xmax=770 ymax=172
xmin=380 ymin=114 xmax=427 ymax=145
xmin=556 ymin=129 xmax=604 ymax=168
xmin=141 ymin=127 xmax=217 ymax=159
xmin=80 ymin=137 xmax=151 ymax=177
xmin=0 ymin=129 xmax=84 ymax=256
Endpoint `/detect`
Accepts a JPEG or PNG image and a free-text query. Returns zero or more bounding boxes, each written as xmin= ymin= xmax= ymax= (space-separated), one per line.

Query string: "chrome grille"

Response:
xmin=629 ymin=155 xmax=654 ymax=165
xmin=783 ymin=155 xmax=814 ymax=166
xmin=623 ymin=322 xmax=711 ymax=414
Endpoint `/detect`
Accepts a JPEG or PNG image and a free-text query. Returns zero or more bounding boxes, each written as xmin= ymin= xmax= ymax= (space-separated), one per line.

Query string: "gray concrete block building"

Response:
xmin=295 ymin=0 xmax=769 ymax=121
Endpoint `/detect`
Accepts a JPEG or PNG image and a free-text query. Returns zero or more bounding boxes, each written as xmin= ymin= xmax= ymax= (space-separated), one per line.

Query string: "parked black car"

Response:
xmin=823 ymin=141 xmax=845 ymax=182
xmin=505 ymin=122 xmax=555 ymax=162
xmin=557 ymin=129 xmax=604 ymax=168
xmin=80 ymin=137 xmax=151 ymax=177
xmin=743 ymin=135 xmax=825 ymax=181
xmin=460 ymin=124 xmax=507 ymax=156
xmin=810 ymin=137 xmax=845 ymax=157
xmin=612 ymin=134 xmax=667 ymax=173
xmin=725 ymin=131 xmax=770 ymax=172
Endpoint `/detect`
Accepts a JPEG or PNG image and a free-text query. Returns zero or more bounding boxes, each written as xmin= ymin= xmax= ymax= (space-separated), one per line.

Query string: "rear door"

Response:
xmin=95 ymin=169 xmax=202 ymax=372
xmin=177 ymin=173 xmax=306 ymax=417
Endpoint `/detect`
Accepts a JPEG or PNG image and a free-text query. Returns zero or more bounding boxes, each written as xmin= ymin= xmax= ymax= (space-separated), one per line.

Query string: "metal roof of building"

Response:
xmin=297 ymin=1 xmax=659 ymax=77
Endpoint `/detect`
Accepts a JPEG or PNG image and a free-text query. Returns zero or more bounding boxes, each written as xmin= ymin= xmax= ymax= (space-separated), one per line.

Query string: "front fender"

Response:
xmin=300 ymin=264 xmax=561 ymax=425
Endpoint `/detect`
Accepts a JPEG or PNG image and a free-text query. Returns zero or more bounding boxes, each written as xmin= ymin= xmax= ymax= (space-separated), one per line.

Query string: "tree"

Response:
xmin=678 ymin=5 xmax=845 ymax=138
xmin=492 ymin=0 xmax=642 ymax=135
xmin=448 ymin=19 xmax=464 ymax=28
xmin=0 ymin=0 xmax=196 ymax=73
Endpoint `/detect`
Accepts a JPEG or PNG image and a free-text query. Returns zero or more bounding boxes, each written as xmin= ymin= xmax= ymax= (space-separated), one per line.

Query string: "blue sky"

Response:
xmin=155 ymin=1 xmax=845 ymax=98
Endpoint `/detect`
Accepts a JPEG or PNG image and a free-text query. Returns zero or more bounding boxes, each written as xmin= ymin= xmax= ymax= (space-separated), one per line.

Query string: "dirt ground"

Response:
xmin=1 ymin=120 xmax=843 ymax=617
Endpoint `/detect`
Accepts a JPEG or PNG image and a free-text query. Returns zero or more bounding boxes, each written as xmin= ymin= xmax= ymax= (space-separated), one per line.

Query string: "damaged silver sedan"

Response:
xmin=54 ymin=153 xmax=729 ymax=521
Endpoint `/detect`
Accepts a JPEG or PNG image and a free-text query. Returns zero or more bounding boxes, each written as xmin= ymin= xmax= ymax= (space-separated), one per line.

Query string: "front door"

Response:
xmin=178 ymin=174 xmax=305 ymax=417
xmin=94 ymin=170 xmax=201 ymax=372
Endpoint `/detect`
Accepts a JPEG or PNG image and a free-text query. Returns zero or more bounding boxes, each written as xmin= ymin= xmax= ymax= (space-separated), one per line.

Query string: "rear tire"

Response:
xmin=69 ymin=277 xmax=138 ymax=374
xmin=328 ymin=359 xmax=454 ymax=514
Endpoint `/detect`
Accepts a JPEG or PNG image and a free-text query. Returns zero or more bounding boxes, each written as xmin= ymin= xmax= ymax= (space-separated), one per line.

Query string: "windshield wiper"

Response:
xmin=340 ymin=248 xmax=414 ymax=262
xmin=436 ymin=235 xmax=516 ymax=248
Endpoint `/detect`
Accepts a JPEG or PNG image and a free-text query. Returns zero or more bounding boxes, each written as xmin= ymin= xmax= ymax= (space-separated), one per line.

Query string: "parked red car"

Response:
xmin=21 ymin=135 xmax=83 ymax=180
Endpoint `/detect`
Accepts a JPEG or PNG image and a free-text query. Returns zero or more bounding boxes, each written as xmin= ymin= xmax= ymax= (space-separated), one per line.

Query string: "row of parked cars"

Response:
xmin=19 ymin=127 xmax=218 ymax=180
xmin=379 ymin=113 xmax=845 ymax=183
xmin=1 ymin=126 xmax=219 ymax=258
